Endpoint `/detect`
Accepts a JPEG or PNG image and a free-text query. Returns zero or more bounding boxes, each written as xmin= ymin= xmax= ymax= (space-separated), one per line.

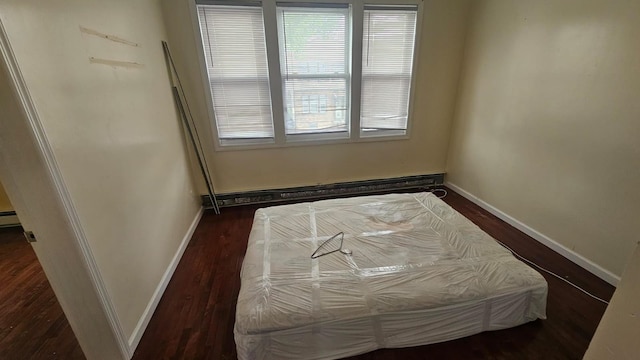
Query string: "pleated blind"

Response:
xmin=277 ymin=4 xmax=350 ymax=135
xmin=360 ymin=6 xmax=417 ymax=132
xmin=197 ymin=4 xmax=274 ymax=139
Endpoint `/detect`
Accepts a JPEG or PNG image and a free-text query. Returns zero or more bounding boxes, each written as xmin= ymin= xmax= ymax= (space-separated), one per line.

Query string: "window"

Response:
xmin=196 ymin=0 xmax=419 ymax=147
xmin=319 ymin=95 xmax=327 ymax=113
xmin=361 ymin=6 xmax=417 ymax=136
xmin=301 ymin=95 xmax=310 ymax=113
xmin=334 ymin=95 xmax=346 ymax=122
xmin=278 ymin=5 xmax=349 ymax=135
xmin=300 ymin=95 xmax=328 ymax=114
xmin=197 ymin=4 xmax=274 ymax=142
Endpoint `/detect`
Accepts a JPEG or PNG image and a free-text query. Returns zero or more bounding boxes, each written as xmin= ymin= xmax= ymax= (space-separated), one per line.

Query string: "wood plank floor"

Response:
xmin=0 ymin=226 xmax=84 ymax=360
xmin=134 ymin=187 xmax=616 ymax=360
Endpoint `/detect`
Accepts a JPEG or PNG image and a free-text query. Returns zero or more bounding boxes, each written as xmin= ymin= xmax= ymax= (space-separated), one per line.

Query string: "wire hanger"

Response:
xmin=310 ymin=232 xmax=352 ymax=258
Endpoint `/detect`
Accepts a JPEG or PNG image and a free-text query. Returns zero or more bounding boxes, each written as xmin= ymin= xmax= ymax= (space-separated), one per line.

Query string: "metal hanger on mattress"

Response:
xmin=310 ymin=232 xmax=352 ymax=259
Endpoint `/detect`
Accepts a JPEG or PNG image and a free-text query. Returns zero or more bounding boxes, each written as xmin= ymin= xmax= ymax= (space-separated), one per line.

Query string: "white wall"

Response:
xmin=161 ymin=0 xmax=471 ymax=194
xmin=585 ymin=244 xmax=640 ymax=359
xmin=446 ymin=0 xmax=640 ymax=277
xmin=0 ymin=180 xmax=19 ymax=226
xmin=1 ymin=41 xmax=125 ymax=359
xmin=0 ymin=180 xmax=13 ymax=212
xmin=0 ymin=0 xmax=201 ymax=349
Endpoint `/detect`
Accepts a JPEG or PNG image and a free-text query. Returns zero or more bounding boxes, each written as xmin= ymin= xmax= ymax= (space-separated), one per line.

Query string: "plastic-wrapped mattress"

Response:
xmin=235 ymin=192 xmax=547 ymax=359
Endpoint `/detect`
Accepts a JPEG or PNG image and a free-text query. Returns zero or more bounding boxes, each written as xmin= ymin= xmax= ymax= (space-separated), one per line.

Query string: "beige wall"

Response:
xmin=446 ymin=0 xmax=640 ymax=277
xmin=0 ymin=180 xmax=13 ymax=212
xmin=161 ymin=0 xmax=471 ymax=194
xmin=585 ymin=244 xmax=640 ymax=359
xmin=0 ymin=180 xmax=19 ymax=227
xmin=1 ymin=48 xmax=124 ymax=359
xmin=0 ymin=0 xmax=201 ymax=342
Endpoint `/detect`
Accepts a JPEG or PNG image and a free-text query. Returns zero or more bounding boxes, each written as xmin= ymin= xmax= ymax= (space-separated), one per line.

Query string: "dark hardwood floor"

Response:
xmin=133 ymin=187 xmax=616 ymax=360
xmin=0 ymin=226 xmax=84 ymax=360
xmin=0 ymin=188 xmax=616 ymax=359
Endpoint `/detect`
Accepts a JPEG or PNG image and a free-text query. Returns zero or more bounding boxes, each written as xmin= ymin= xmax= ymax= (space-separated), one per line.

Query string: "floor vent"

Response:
xmin=203 ymin=173 xmax=444 ymax=208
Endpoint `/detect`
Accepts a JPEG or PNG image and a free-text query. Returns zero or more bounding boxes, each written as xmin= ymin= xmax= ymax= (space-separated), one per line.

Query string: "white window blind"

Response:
xmin=360 ymin=6 xmax=417 ymax=134
xmin=277 ymin=4 xmax=350 ymax=135
xmin=197 ymin=4 xmax=274 ymax=140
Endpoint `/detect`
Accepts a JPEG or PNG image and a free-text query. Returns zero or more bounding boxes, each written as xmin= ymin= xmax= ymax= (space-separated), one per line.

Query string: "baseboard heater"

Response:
xmin=202 ymin=173 xmax=444 ymax=208
xmin=0 ymin=210 xmax=20 ymax=228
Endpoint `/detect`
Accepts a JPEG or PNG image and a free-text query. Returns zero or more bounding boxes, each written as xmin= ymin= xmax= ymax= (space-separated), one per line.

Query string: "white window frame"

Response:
xmin=277 ymin=4 xmax=350 ymax=140
xmin=189 ymin=0 xmax=424 ymax=151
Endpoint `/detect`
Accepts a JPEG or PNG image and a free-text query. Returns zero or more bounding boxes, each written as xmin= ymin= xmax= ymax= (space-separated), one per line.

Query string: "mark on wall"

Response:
xmin=79 ymin=26 xmax=140 ymax=47
xmin=80 ymin=25 xmax=143 ymax=68
xmin=89 ymin=57 xmax=144 ymax=69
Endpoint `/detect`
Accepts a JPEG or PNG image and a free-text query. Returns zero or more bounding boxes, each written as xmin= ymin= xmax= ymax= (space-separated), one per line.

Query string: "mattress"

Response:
xmin=235 ymin=192 xmax=547 ymax=360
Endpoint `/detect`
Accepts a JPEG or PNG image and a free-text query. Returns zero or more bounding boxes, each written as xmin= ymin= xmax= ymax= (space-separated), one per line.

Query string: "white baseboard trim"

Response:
xmin=445 ymin=182 xmax=620 ymax=286
xmin=127 ymin=206 xmax=204 ymax=352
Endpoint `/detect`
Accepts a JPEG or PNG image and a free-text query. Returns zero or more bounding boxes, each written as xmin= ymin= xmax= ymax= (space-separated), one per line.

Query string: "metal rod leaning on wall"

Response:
xmin=162 ymin=40 xmax=220 ymax=214
xmin=171 ymin=87 xmax=220 ymax=215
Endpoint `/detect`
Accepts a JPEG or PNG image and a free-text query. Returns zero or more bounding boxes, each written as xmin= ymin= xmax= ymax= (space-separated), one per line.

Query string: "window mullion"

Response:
xmin=406 ymin=3 xmax=424 ymax=139
xmin=263 ymin=0 xmax=286 ymax=145
xmin=350 ymin=0 xmax=364 ymax=140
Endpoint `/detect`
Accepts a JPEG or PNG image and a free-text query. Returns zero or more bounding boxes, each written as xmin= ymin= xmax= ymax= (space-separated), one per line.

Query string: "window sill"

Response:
xmin=214 ymin=132 xmax=410 ymax=152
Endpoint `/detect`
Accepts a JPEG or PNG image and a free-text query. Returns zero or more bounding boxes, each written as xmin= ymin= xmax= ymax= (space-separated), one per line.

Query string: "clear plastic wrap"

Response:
xmin=235 ymin=192 xmax=547 ymax=359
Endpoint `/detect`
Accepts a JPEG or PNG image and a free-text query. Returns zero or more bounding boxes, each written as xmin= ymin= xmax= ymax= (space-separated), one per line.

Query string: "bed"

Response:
xmin=235 ymin=192 xmax=547 ymax=359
